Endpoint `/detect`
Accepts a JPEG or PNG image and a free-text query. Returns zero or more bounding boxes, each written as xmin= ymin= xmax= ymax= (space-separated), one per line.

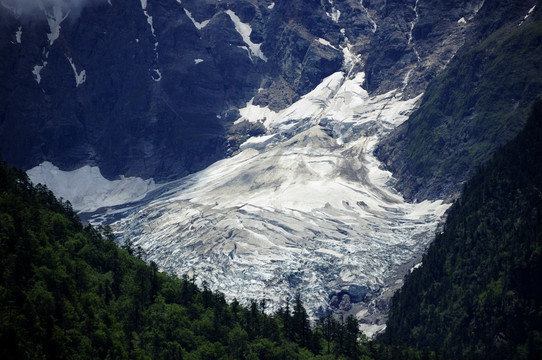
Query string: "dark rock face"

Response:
xmin=363 ymin=0 xmax=484 ymax=97
xmin=0 ymin=0 xmax=348 ymax=180
xmin=2 ymin=0 xmax=538 ymax=204
xmin=376 ymin=1 xmax=542 ymax=202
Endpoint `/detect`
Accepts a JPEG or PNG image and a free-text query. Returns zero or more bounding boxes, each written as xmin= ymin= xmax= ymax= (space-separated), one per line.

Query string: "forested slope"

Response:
xmin=0 ymin=158 xmax=440 ymax=360
xmin=377 ymin=5 xmax=542 ymax=202
xmin=383 ymin=100 xmax=542 ymax=359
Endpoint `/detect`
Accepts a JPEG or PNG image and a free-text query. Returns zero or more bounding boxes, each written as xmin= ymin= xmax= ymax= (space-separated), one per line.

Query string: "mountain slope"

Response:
xmin=383 ymin=100 xmax=542 ymax=359
xmin=0 ymin=159 xmax=327 ymax=359
xmin=94 ymin=71 xmax=448 ymax=335
xmin=0 ymin=0 xmax=346 ymax=180
xmin=377 ymin=1 xmax=542 ymax=201
xmin=5 ymin=0 xmax=542 ymax=339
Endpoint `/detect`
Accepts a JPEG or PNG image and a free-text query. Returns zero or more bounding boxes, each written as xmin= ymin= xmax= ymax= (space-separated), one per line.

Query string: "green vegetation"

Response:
xmin=383 ymin=100 xmax=542 ymax=359
xmin=0 ymin=157 xmax=438 ymax=360
xmin=2 ymin=98 xmax=541 ymax=358
xmin=399 ymin=18 xmax=542 ymax=199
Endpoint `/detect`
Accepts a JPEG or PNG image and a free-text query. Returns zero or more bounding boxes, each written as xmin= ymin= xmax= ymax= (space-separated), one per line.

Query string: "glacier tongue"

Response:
xmin=103 ymin=71 xmax=449 ymax=332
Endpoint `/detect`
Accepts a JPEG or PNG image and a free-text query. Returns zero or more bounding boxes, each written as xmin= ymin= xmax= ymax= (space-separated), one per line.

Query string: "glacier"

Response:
xmin=28 ymin=70 xmax=449 ymax=337
xmin=87 ymin=71 xmax=446 ymax=336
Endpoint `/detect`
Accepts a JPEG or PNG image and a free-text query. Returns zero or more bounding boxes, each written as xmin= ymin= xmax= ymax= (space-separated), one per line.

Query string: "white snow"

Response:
xmin=268 ymin=2 xmax=275 ymax=10
xmin=360 ymin=0 xmax=377 ymax=32
xmin=32 ymin=62 xmax=47 ymax=84
xmin=408 ymin=0 xmax=421 ymax=63
xmin=236 ymin=71 xmax=421 ymax=138
xmin=152 ymin=69 xmax=162 ymax=81
xmin=225 ymin=10 xmax=267 ymax=62
xmin=45 ymin=5 xmax=70 ymax=46
xmin=27 ymin=162 xmax=159 ymax=214
xmin=139 ymin=2 xmax=160 ymax=80
xmin=194 ymin=58 xmax=204 ymax=64
xmin=519 ymin=5 xmax=536 ymax=26
xmin=317 ymin=38 xmax=338 ymax=50
xmin=66 ymin=56 xmax=86 ymax=87
xmin=143 ymin=10 xmax=155 ymax=36
xmin=458 ymin=17 xmax=467 ymax=24
xmin=358 ymin=323 xmax=386 ymax=339
xmin=184 ymin=8 xmax=210 ymax=30
xmin=101 ymin=70 xmax=449 ymax=321
xmin=326 ymin=8 xmax=341 ymax=23
xmin=15 ymin=26 xmax=22 ymax=43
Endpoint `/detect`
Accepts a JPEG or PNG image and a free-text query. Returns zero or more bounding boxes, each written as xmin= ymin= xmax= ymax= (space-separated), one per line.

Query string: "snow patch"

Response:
xmin=194 ymin=58 xmax=204 ymax=64
xmin=15 ymin=26 xmax=22 ymax=43
xmin=358 ymin=323 xmax=386 ymax=339
xmin=360 ymin=0 xmax=377 ymax=32
xmin=66 ymin=56 xmax=86 ymax=87
xmin=317 ymin=38 xmax=338 ymax=50
xmin=225 ymin=10 xmax=267 ymax=62
xmin=519 ymin=5 xmax=536 ymax=26
xmin=152 ymin=69 xmax=162 ymax=81
xmin=184 ymin=8 xmax=210 ymax=30
xmin=457 ymin=17 xmax=467 ymax=24
xmin=27 ymin=162 xmax=159 ymax=214
xmin=326 ymin=8 xmax=341 ymax=23
xmin=268 ymin=2 xmax=275 ymax=10
xmin=45 ymin=5 xmax=70 ymax=46
xmin=139 ymin=3 xmax=160 ymax=80
xmin=32 ymin=62 xmax=47 ymax=84
xmin=408 ymin=0 xmax=421 ymax=63
xmin=143 ymin=10 xmax=155 ymax=36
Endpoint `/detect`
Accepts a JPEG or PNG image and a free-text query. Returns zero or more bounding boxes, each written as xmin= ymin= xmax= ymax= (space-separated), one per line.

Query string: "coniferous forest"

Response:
xmin=0 ymin=156 xmax=431 ymax=359
xmin=384 ymin=100 xmax=542 ymax=359
xmin=1 ymin=102 xmax=541 ymax=358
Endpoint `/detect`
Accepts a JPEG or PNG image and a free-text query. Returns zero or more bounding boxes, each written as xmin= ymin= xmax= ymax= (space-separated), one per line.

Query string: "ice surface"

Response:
xmin=27 ymin=162 xmax=158 ymax=214
xmin=96 ymin=71 xmax=450 ymax=323
xmin=225 ymin=10 xmax=267 ymax=62
xmin=27 ymin=51 xmax=450 ymax=329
